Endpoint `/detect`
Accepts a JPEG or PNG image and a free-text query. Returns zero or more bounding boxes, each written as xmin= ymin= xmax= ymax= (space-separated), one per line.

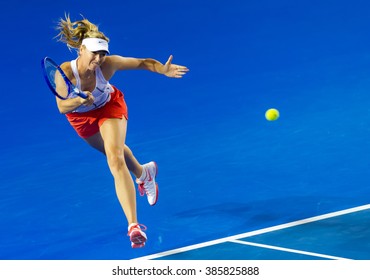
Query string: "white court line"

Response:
xmin=133 ymin=204 xmax=370 ymax=260
xmin=229 ymin=240 xmax=351 ymax=260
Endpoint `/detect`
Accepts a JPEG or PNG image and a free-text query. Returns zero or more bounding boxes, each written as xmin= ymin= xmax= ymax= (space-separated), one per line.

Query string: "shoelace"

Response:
xmin=138 ymin=183 xmax=146 ymax=197
xmin=137 ymin=169 xmax=150 ymax=197
xmin=138 ymin=180 xmax=155 ymax=197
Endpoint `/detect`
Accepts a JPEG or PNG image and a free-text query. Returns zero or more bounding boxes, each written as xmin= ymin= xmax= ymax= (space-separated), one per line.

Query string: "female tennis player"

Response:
xmin=54 ymin=15 xmax=188 ymax=248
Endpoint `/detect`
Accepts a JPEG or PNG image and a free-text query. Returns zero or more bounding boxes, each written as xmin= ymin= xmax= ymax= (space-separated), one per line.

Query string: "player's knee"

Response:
xmin=106 ymin=149 xmax=125 ymax=172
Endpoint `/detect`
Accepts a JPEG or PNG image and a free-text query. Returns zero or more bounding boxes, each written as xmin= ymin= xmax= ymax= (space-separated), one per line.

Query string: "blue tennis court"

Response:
xmin=1 ymin=0 xmax=370 ymax=262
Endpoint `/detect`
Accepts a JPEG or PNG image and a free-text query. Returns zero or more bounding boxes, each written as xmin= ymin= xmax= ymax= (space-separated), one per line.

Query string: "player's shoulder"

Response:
xmin=60 ymin=61 xmax=71 ymax=71
xmin=60 ymin=61 xmax=73 ymax=77
xmin=102 ymin=55 xmax=116 ymax=66
xmin=100 ymin=55 xmax=118 ymax=73
xmin=103 ymin=55 xmax=126 ymax=64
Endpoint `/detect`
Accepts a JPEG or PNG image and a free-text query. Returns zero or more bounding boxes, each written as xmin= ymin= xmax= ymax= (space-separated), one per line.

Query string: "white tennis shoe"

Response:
xmin=136 ymin=161 xmax=159 ymax=206
xmin=128 ymin=223 xmax=147 ymax=248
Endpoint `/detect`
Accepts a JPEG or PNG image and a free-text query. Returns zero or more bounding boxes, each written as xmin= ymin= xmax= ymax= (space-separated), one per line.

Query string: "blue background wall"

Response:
xmin=1 ymin=0 xmax=370 ymax=259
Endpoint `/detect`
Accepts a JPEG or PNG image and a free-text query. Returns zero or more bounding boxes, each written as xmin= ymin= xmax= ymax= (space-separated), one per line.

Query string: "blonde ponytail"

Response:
xmin=55 ymin=14 xmax=109 ymax=49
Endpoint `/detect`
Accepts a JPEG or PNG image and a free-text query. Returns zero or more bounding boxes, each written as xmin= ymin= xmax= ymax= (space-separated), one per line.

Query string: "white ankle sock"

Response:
xmin=138 ymin=165 xmax=147 ymax=181
xmin=128 ymin=223 xmax=138 ymax=231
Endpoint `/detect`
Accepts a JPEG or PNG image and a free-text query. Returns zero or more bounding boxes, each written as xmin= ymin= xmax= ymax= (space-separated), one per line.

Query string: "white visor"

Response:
xmin=82 ymin=38 xmax=109 ymax=54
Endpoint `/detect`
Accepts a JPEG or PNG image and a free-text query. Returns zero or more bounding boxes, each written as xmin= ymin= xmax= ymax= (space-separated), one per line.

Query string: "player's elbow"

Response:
xmin=57 ymin=106 xmax=69 ymax=114
xmin=56 ymin=102 xmax=71 ymax=114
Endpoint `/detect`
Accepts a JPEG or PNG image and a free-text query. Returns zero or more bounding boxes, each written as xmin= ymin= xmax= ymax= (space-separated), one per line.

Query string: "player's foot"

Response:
xmin=128 ymin=223 xmax=147 ymax=248
xmin=136 ymin=161 xmax=158 ymax=206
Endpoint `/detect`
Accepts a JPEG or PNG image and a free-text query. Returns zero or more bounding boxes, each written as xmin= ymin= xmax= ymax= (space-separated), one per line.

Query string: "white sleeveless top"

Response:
xmin=69 ymin=58 xmax=113 ymax=113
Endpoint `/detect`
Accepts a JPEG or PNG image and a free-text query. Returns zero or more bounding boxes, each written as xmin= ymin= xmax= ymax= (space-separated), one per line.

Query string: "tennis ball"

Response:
xmin=265 ymin=108 xmax=279 ymax=121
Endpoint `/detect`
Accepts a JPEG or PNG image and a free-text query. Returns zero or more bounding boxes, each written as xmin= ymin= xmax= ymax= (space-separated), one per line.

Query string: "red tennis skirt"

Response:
xmin=65 ymin=85 xmax=128 ymax=138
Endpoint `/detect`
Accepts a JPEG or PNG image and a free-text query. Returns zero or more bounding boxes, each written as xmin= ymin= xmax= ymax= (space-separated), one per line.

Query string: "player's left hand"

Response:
xmin=162 ymin=55 xmax=189 ymax=78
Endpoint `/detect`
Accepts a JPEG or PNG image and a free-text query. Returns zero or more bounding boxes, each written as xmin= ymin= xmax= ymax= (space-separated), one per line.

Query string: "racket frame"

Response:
xmin=41 ymin=57 xmax=87 ymax=100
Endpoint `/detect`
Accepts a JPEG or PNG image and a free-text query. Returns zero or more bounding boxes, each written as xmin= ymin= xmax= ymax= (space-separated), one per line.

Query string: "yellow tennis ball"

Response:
xmin=265 ymin=108 xmax=279 ymax=121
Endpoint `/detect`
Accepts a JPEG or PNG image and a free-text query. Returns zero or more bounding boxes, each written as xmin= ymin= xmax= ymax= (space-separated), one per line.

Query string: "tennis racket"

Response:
xmin=41 ymin=57 xmax=87 ymax=100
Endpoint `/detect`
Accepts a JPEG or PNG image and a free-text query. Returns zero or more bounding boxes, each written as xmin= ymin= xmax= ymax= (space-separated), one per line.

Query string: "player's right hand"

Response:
xmin=80 ymin=91 xmax=95 ymax=106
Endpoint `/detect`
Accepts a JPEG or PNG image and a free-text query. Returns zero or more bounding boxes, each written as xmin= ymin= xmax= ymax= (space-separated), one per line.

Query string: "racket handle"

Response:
xmin=78 ymin=91 xmax=88 ymax=99
xmin=73 ymin=88 xmax=88 ymax=99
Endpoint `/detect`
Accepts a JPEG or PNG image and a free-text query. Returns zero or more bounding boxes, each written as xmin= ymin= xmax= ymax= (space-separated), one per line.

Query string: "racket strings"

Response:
xmin=45 ymin=61 xmax=70 ymax=99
